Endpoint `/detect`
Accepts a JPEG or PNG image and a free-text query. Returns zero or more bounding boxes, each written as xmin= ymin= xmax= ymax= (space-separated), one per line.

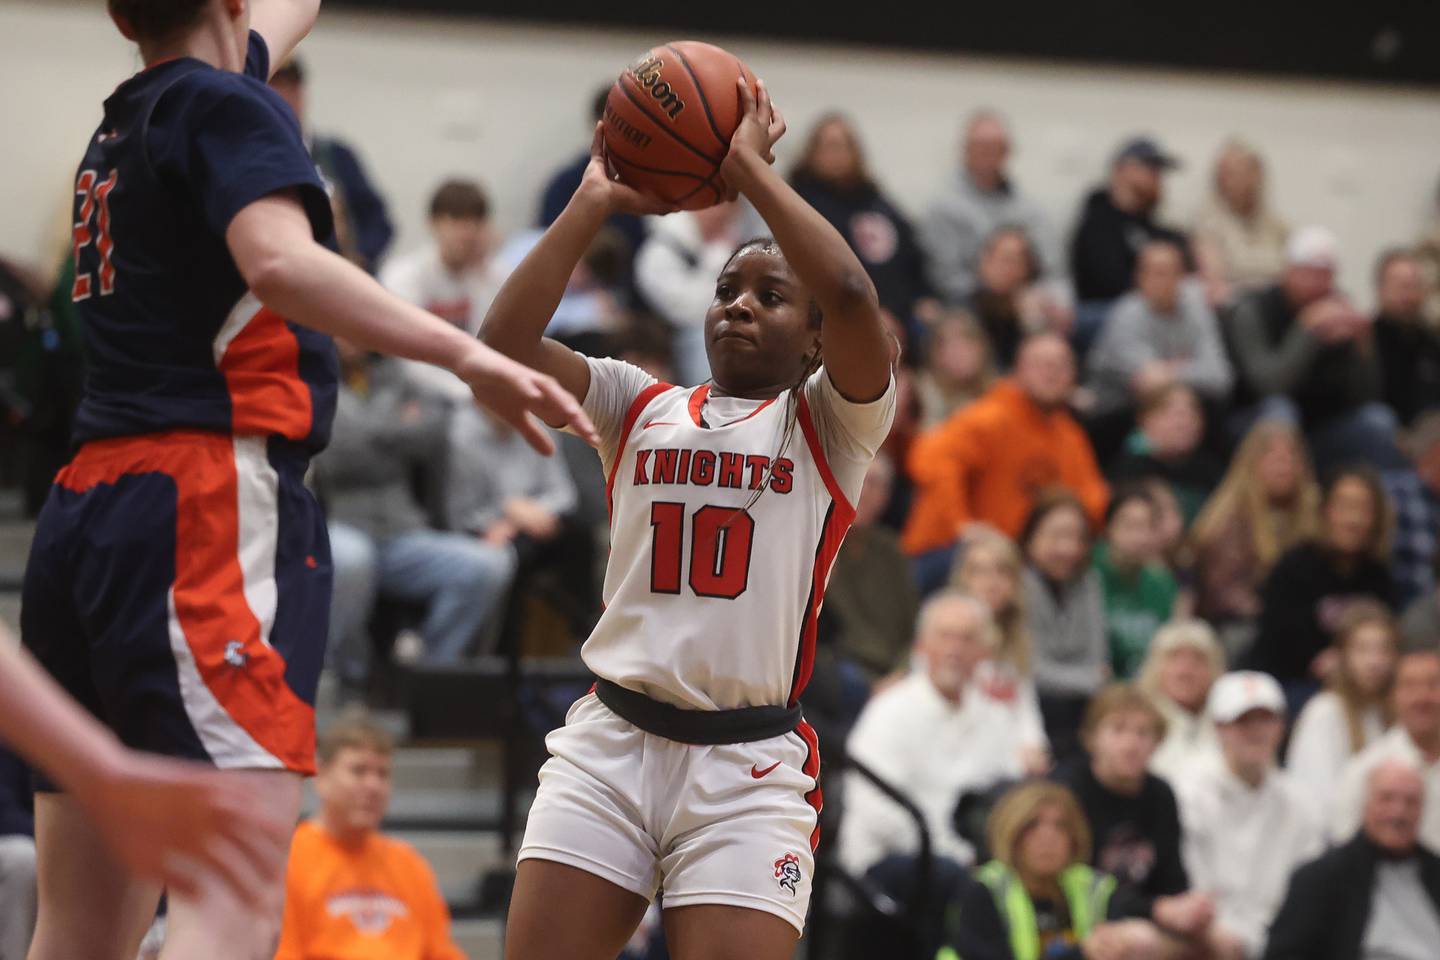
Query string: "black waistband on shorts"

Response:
xmin=593 ymin=679 xmax=802 ymax=745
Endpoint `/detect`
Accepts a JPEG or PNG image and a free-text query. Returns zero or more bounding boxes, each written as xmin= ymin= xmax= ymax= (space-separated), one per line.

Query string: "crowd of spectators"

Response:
xmin=5 ymin=58 xmax=1440 ymax=960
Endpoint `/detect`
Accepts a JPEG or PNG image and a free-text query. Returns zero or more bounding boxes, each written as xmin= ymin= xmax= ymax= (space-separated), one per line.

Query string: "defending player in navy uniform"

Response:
xmin=482 ymin=80 xmax=895 ymax=960
xmin=20 ymin=3 xmax=594 ymax=959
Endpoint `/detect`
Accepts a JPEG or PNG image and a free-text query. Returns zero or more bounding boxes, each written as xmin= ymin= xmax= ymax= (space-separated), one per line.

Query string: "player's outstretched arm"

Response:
xmin=227 ymin=191 xmax=597 ymax=452
xmin=250 ymin=0 xmax=322 ymax=77
xmin=479 ymin=126 xmax=673 ymax=425
xmin=720 ymin=79 xmax=891 ymax=404
xmin=0 ymin=622 xmax=288 ymax=906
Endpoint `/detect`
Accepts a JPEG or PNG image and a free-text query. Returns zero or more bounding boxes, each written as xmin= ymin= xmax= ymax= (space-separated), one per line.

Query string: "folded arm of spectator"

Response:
xmin=1227 ymin=295 xmax=1322 ymax=397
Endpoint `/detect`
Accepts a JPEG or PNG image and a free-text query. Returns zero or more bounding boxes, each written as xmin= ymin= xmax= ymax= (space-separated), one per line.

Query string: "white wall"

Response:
xmin=3 ymin=0 xmax=1438 ymax=305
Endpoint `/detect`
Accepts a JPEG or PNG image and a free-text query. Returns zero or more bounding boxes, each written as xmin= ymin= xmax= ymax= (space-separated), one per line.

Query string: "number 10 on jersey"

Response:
xmin=650 ymin=503 xmax=756 ymax=600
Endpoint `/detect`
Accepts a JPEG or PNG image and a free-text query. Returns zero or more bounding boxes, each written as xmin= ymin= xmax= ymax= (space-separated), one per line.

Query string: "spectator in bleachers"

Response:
xmin=1094 ymin=486 xmax=1179 ymax=680
xmin=633 ymin=202 xmax=744 ymax=386
xmin=903 ymin=334 xmax=1108 ymax=589
xmin=1249 ymin=465 xmax=1394 ymax=711
xmin=826 ymin=453 xmax=918 ymax=680
xmin=315 ymin=338 xmax=515 ymax=691
xmin=937 ymin=782 xmax=1150 ymax=960
xmin=1087 ymin=239 xmax=1233 ymax=418
xmin=1288 ymin=600 xmax=1398 ymax=825
xmin=790 ymin=114 xmax=933 ymax=324
xmin=0 ymin=746 xmax=35 ymax=960
xmin=915 ymin=309 xmax=994 ymax=428
xmin=951 ymin=526 xmax=1049 ymax=772
xmin=838 ymin=590 xmax=1026 ymax=877
xmin=537 ymin=86 xmax=645 ymax=256
xmin=1374 ymin=248 xmax=1440 ymax=429
xmin=1139 ymin=620 xmax=1225 ymax=785
xmin=1392 ymin=413 xmax=1440 ymax=615
xmin=967 ymin=226 xmax=1071 ymax=373
xmin=1021 ymin=492 xmax=1107 ymax=761
xmin=1192 ymin=140 xmax=1289 ymax=307
xmin=1069 ymin=137 xmax=1187 ymax=344
xmin=276 ymin=712 xmax=466 ymax=960
xmin=492 ymin=226 xmax=627 ymax=357
xmin=1419 ymin=177 xmax=1440 ymax=327
xmin=922 ymin=110 xmax=1058 ymax=306
xmin=1227 ymin=225 xmax=1399 ymax=473
xmin=269 ymin=58 xmax=393 ymax=274
xmin=382 ymin=180 xmax=503 ymax=339
xmin=1055 ymin=684 xmax=1225 ymax=953
xmin=1142 ymin=476 xmax=1188 ymax=573
xmin=1187 ymin=419 xmax=1320 ymax=651
xmin=1265 ymin=758 xmax=1440 ymax=960
xmin=1110 ymin=383 xmax=1223 ymax=528
xmin=1331 ymin=647 xmax=1440 ymax=850
xmin=1176 ymin=671 xmax=1322 ymax=960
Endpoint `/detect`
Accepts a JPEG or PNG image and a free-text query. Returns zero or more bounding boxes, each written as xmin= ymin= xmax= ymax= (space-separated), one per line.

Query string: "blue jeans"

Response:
xmin=328 ymin=523 xmax=516 ymax=683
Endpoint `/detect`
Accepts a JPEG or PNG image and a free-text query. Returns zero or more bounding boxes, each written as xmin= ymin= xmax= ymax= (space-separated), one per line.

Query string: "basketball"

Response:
xmin=602 ymin=41 xmax=758 ymax=210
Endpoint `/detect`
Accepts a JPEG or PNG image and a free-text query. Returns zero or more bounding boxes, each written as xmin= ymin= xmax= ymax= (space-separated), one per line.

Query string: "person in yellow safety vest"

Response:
xmin=936 ymin=782 xmax=1164 ymax=960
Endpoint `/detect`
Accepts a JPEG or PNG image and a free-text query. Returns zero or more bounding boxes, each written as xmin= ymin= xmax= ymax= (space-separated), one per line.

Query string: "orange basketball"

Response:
xmin=602 ymin=41 xmax=758 ymax=211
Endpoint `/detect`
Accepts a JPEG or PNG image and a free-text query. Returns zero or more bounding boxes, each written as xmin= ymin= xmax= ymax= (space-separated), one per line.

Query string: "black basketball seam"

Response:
xmin=608 ymin=150 xmax=712 ymax=184
xmin=665 ymin=44 xmax=730 ymax=154
xmin=616 ymin=74 xmax=722 ymax=167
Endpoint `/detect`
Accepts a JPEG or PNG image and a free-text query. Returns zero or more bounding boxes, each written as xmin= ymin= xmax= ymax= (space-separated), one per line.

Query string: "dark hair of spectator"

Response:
xmin=1328 ymin=599 xmax=1398 ymax=752
xmin=1104 ymin=483 xmax=1157 ymax=528
xmin=982 ymin=225 xmax=1041 ymax=284
xmin=790 ymin=113 xmax=876 ymax=193
xmin=1081 ymin=682 xmax=1168 ymax=747
xmin=429 ymin=179 xmax=491 ymax=221
xmin=986 ymin=781 xmax=1092 ymax=870
xmin=1321 ymin=464 xmax=1394 ymax=565
xmin=272 ymin=56 xmax=305 ymax=86
xmin=317 ymin=708 xmax=394 ymax=765
xmin=1373 ymin=246 xmax=1418 ymax=287
xmin=1018 ymin=488 xmax=1091 ymax=555
xmin=108 ymin=0 xmax=207 ymax=41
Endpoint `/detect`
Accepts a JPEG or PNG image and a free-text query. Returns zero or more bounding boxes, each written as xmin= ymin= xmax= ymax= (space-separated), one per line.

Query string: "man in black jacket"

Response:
xmin=1265 ymin=758 xmax=1440 ymax=960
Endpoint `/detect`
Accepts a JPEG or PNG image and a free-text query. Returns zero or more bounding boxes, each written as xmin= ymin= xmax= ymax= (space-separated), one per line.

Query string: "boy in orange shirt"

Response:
xmin=276 ymin=713 xmax=465 ymax=960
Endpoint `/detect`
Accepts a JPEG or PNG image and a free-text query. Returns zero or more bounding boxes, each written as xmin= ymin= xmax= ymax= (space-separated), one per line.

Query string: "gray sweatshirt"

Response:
xmin=921 ymin=171 xmax=1058 ymax=305
xmin=1023 ymin=566 xmax=1108 ymax=696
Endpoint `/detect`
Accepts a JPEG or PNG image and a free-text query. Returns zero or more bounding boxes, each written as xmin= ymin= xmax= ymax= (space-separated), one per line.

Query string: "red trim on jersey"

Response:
xmin=685 ymin=385 xmax=778 ymax=428
xmin=795 ymin=392 xmax=855 ymax=516
xmin=796 ymin=719 xmax=824 ymax=852
xmin=219 ymin=305 xmax=313 ymax=441
xmin=55 ymin=431 xmax=317 ymax=773
xmin=789 ymin=500 xmax=854 ymax=706
xmin=605 ymin=382 xmax=673 ymax=523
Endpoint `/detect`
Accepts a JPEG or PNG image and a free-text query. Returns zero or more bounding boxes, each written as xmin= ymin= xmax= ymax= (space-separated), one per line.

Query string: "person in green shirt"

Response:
xmin=1095 ymin=486 xmax=1178 ymax=679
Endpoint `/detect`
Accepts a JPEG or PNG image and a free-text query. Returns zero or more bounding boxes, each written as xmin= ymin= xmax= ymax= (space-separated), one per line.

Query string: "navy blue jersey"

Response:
xmin=69 ymin=32 xmax=337 ymax=455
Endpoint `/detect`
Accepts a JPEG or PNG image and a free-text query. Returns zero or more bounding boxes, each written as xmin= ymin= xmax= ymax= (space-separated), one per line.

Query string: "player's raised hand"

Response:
xmin=77 ymin=755 xmax=290 ymax=908
xmin=580 ymin=124 xmax=677 ymax=217
xmin=727 ymin=77 xmax=787 ymax=166
xmin=458 ymin=343 xmax=600 ymax=452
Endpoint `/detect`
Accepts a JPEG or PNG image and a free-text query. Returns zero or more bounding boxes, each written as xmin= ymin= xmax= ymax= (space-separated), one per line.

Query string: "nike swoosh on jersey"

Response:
xmin=641 ymin=419 xmax=676 ymax=430
xmin=751 ymin=760 xmax=783 ymax=779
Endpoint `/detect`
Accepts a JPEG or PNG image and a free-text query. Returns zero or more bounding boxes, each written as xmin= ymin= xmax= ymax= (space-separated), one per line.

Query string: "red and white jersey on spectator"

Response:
xmin=577 ymin=357 xmax=895 ymax=711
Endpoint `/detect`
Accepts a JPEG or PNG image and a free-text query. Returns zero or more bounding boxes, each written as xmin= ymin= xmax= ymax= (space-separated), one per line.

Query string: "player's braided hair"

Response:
xmin=719 ymin=238 xmax=824 ymax=520
xmin=109 ymin=0 xmax=209 ymax=43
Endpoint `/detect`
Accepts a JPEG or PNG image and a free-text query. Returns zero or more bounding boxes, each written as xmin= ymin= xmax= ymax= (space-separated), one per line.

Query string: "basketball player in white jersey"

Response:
xmin=483 ymin=79 xmax=895 ymax=960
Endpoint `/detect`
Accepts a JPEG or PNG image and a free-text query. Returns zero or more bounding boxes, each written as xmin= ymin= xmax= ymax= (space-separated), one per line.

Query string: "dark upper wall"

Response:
xmin=325 ymin=0 xmax=1440 ymax=87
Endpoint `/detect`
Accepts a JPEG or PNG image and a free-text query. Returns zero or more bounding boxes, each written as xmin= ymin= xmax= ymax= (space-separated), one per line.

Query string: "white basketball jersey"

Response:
xmin=577 ymin=357 xmax=895 ymax=711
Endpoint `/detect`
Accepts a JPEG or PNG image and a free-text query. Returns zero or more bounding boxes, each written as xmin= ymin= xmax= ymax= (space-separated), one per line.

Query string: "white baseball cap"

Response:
xmin=1208 ymin=671 xmax=1286 ymax=724
xmin=1286 ymin=225 xmax=1339 ymax=269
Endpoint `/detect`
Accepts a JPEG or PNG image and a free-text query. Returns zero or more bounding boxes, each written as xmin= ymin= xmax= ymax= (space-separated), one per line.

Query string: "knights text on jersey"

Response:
xmin=579 ymin=358 xmax=896 ymax=711
xmin=68 ymin=31 xmax=337 ymax=454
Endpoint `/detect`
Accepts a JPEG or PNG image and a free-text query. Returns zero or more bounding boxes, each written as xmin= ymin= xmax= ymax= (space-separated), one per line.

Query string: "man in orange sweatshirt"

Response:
xmin=276 ymin=713 xmax=466 ymax=960
xmin=903 ymin=333 xmax=1109 ymax=587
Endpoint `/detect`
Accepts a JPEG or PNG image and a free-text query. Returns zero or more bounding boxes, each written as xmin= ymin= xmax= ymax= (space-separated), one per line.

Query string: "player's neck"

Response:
xmin=708 ymin=379 xmax=789 ymax=402
xmin=140 ymin=21 xmax=244 ymax=72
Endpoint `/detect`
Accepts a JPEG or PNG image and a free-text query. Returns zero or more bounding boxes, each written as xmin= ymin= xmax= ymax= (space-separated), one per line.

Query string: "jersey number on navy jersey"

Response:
xmin=649 ymin=503 xmax=756 ymax=600
xmin=72 ymin=169 xmax=119 ymax=302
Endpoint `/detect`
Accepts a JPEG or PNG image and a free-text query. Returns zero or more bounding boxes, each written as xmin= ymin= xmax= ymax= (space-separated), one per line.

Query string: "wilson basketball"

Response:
xmin=602 ymin=41 xmax=758 ymax=210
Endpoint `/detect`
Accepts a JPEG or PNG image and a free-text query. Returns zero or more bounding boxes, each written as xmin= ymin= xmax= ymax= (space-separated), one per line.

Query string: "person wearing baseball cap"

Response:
xmin=1069 ymin=134 xmax=1189 ymax=319
xmin=1225 ymin=223 xmax=1405 ymax=473
xmin=1175 ymin=671 xmax=1324 ymax=958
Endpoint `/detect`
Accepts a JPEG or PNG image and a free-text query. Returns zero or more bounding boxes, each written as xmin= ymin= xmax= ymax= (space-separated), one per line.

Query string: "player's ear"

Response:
xmin=107 ymin=3 xmax=138 ymax=41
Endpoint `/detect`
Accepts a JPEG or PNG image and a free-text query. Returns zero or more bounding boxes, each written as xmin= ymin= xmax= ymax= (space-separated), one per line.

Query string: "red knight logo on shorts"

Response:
xmin=773 ymin=852 xmax=802 ymax=894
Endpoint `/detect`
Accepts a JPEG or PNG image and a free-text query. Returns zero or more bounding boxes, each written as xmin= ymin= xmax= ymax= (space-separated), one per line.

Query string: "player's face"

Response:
xmin=316 ymin=746 xmax=393 ymax=836
xmin=705 ymin=249 xmax=820 ymax=398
